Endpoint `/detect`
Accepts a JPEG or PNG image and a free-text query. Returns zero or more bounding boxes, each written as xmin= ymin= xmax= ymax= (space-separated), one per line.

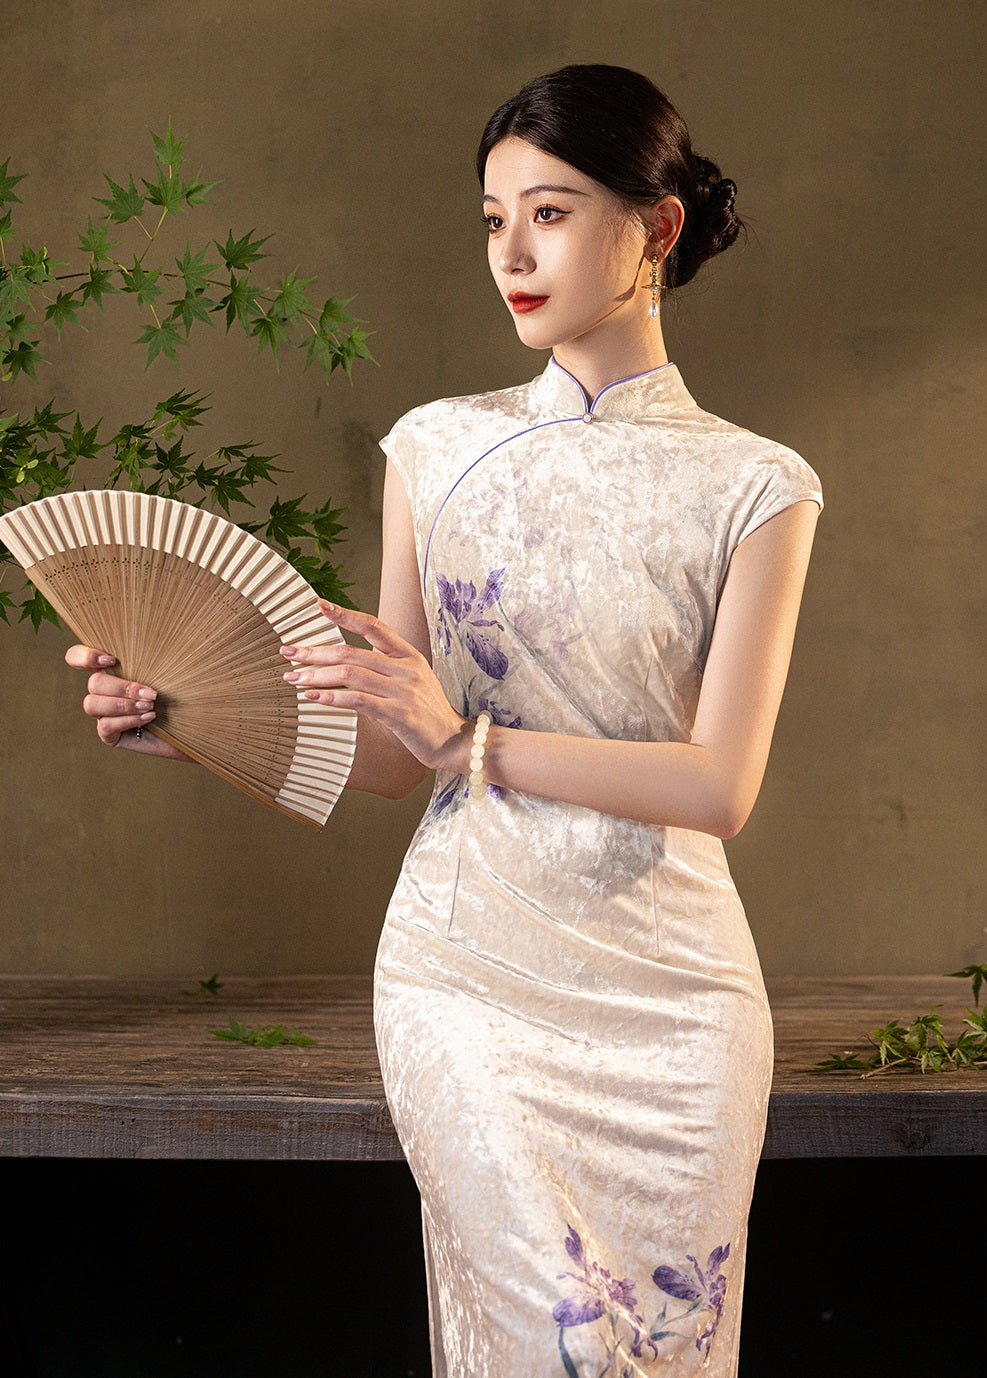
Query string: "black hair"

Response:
xmin=476 ymin=64 xmax=743 ymax=290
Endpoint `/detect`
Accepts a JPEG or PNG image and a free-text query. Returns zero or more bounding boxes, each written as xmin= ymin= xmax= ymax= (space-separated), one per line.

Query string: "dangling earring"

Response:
xmin=649 ymin=253 xmax=663 ymax=319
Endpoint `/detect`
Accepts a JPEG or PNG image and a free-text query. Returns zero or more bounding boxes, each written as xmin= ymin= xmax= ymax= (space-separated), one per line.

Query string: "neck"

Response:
xmin=550 ymin=314 xmax=670 ymax=407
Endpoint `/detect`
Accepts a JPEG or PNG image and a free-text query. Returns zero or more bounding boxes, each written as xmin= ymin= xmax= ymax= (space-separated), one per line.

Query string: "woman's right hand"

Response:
xmin=64 ymin=645 xmax=190 ymax=760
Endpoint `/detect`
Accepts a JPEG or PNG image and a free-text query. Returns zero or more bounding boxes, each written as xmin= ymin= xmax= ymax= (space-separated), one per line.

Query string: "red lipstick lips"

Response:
xmin=509 ymin=293 xmax=549 ymax=314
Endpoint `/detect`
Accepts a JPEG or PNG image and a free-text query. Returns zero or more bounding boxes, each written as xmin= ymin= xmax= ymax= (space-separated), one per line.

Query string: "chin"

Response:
xmin=510 ymin=313 xmax=563 ymax=352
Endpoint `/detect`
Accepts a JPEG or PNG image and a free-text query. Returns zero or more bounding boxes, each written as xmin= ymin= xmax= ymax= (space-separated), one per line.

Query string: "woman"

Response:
xmin=70 ymin=65 xmax=821 ymax=1377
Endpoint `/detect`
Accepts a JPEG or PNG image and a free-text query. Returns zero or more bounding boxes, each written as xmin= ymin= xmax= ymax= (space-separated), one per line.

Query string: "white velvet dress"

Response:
xmin=373 ymin=359 xmax=822 ymax=1377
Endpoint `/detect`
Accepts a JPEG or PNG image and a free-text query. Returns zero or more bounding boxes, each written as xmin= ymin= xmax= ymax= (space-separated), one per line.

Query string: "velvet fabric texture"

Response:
xmin=374 ymin=359 xmax=822 ymax=1376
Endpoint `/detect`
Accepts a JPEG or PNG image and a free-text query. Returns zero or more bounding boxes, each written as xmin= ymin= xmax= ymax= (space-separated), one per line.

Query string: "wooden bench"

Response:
xmin=0 ymin=974 xmax=984 ymax=1160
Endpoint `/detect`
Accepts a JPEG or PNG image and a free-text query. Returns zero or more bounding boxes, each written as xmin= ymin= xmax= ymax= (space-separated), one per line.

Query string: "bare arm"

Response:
xmin=290 ymin=499 xmax=819 ymax=837
xmin=336 ymin=461 xmax=432 ymax=797
xmin=473 ymin=500 xmax=820 ymax=835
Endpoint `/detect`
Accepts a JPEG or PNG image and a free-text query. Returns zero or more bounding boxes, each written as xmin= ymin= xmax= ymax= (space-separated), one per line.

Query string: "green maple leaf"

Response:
xmin=0 ymin=157 xmax=26 ymax=208
xmin=150 ymin=121 xmax=185 ymax=171
xmin=182 ymin=972 xmax=222 ymax=997
xmin=317 ymin=296 xmax=358 ymax=335
xmin=208 ymin=1015 xmax=315 ymax=1048
xmin=134 ymin=318 xmax=186 ymax=366
xmin=270 ymin=269 xmax=314 ymax=325
xmin=181 ymin=175 xmax=219 ymax=208
xmin=225 ymin=448 xmax=284 ymax=484
xmin=78 ymin=216 xmax=117 ymax=262
xmin=947 ymin=963 xmax=987 ymax=1008
xmin=62 ymin=415 xmax=103 ymax=462
xmin=0 ymin=590 xmax=14 ymax=625
xmin=220 ymin=272 xmax=262 ymax=331
xmin=302 ymin=330 xmax=336 ymax=378
xmin=336 ymin=327 xmax=375 ymax=380
xmin=0 ymin=274 xmax=36 ymax=321
xmin=81 ymin=264 xmax=119 ymax=308
xmin=815 ymin=1051 xmax=871 ymax=1072
xmin=168 ymin=288 xmax=216 ymax=334
xmin=95 ymin=173 xmax=146 ymax=224
xmin=215 ymin=228 xmax=271 ymax=271
xmin=175 ymin=243 xmax=218 ymax=294
xmin=307 ymin=498 xmax=347 ymax=550
xmin=18 ymin=588 xmax=60 ymax=632
xmin=142 ymin=165 xmax=185 ymax=216
xmin=120 ymin=258 xmax=164 ymax=307
xmin=30 ymin=401 xmax=71 ymax=437
xmin=153 ymin=389 xmax=209 ymax=433
xmin=262 ymin=494 xmax=309 ymax=546
xmin=250 ymin=310 xmax=287 ymax=365
xmin=19 ymin=244 xmax=62 ymax=284
xmin=3 ymin=339 xmax=42 ymax=381
xmin=44 ymin=291 xmax=85 ymax=338
xmin=211 ymin=470 xmax=253 ymax=513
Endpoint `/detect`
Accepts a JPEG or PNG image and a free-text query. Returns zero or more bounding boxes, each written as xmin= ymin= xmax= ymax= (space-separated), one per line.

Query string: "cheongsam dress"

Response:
xmin=373 ymin=358 xmax=823 ymax=1377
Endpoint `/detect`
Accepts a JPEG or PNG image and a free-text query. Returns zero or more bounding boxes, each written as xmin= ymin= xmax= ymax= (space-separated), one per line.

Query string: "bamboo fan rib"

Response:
xmin=0 ymin=491 xmax=357 ymax=829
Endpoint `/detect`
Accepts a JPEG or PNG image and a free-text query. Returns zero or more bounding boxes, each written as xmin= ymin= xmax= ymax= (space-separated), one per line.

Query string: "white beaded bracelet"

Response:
xmin=468 ymin=710 xmax=492 ymax=804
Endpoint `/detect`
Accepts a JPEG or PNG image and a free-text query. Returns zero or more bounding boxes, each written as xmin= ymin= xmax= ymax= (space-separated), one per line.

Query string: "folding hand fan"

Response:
xmin=0 ymin=490 xmax=357 ymax=829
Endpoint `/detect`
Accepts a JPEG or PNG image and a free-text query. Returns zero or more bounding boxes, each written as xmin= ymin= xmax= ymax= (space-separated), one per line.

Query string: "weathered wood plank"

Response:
xmin=0 ymin=975 xmax=401 ymax=1159
xmin=1 ymin=975 xmax=984 ymax=1160
xmin=763 ymin=975 xmax=987 ymax=1157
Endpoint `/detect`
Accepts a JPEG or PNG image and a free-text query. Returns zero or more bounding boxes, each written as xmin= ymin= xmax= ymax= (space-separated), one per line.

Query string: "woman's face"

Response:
xmin=482 ymin=136 xmax=653 ymax=356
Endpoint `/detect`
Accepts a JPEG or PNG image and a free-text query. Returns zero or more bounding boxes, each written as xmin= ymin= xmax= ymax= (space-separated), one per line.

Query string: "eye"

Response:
xmin=534 ymin=205 xmax=567 ymax=223
xmin=483 ymin=213 xmax=505 ymax=233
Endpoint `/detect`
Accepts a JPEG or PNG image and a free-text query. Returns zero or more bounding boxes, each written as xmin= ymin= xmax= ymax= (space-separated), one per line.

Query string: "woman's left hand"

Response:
xmin=281 ymin=601 xmax=471 ymax=775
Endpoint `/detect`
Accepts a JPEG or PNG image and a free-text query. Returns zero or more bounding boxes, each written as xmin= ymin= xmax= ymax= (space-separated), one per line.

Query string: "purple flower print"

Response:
xmin=553 ymin=1226 xmax=656 ymax=1363
xmin=550 ymin=1229 xmax=733 ymax=1373
xmin=477 ymin=695 xmax=522 ymax=731
xmin=653 ymin=1243 xmax=730 ymax=1358
xmin=436 ymin=568 xmax=508 ymax=679
xmin=430 ymin=779 xmax=460 ymax=817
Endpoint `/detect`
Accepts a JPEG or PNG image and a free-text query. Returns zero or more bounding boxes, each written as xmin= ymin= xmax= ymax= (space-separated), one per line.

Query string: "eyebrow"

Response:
xmin=482 ymin=184 xmax=590 ymax=204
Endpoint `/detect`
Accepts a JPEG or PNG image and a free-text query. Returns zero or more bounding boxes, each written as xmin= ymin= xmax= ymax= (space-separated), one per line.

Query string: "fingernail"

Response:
xmin=319 ymin=600 xmax=338 ymax=615
xmin=283 ymin=671 xmax=300 ymax=683
xmin=304 ymin=690 xmax=324 ymax=701
xmin=136 ymin=700 xmax=155 ymax=712
xmin=139 ymin=711 xmax=156 ymax=723
xmin=280 ymin=645 xmax=297 ymax=657
xmin=97 ymin=655 xmax=116 ymax=667
xmin=138 ymin=688 xmax=157 ymax=700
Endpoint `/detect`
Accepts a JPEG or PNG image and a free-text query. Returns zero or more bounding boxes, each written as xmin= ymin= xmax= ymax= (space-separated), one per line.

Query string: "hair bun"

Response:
xmin=670 ymin=156 xmax=744 ymax=289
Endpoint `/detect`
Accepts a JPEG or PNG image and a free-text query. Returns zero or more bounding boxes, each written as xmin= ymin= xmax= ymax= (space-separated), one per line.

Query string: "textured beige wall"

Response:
xmin=1 ymin=0 xmax=983 ymax=976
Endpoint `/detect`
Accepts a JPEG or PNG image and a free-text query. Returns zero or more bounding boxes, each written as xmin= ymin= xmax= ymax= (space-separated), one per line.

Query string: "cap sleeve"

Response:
xmin=735 ymin=445 xmax=823 ymax=546
xmin=378 ymin=413 xmax=417 ymax=502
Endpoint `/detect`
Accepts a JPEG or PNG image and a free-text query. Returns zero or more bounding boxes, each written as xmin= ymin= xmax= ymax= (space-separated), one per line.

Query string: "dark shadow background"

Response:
xmin=0 ymin=1157 xmax=983 ymax=1377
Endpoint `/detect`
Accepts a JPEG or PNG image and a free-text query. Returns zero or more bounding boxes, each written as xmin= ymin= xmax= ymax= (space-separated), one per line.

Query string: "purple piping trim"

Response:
xmin=422 ymin=416 xmax=574 ymax=588
xmin=549 ymin=354 xmax=672 ymax=409
xmin=421 ymin=359 xmax=673 ymax=589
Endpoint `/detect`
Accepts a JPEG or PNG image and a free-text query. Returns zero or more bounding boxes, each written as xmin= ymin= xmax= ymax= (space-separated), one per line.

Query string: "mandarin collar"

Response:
xmin=533 ymin=355 xmax=696 ymax=422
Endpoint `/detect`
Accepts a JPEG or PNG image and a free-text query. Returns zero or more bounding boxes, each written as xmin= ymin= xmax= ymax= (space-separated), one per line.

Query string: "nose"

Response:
xmin=496 ymin=223 xmax=534 ymax=276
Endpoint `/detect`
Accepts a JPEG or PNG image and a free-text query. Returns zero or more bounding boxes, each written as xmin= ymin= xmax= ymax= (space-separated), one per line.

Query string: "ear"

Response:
xmin=643 ymin=195 xmax=685 ymax=258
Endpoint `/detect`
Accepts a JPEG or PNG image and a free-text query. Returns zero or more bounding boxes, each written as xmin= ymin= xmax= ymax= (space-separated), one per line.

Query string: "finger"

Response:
xmin=315 ymin=600 xmax=411 ymax=656
xmin=85 ymin=672 xmax=158 ymax=700
xmin=96 ymin=711 xmax=156 ymax=744
xmin=282 ymin=645 xmax=408 ymax=681
xmin=84 ymin=693 xmax=158 ymax=719
xmin=65 ymin=644 xmax=118 ymax=671
xmin=284 ymin=662 xmax=392 ymax=697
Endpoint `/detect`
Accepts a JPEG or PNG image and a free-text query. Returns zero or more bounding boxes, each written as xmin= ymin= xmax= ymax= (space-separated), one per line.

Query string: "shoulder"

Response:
xmin=379 ymin=376 xmax=544 ymax=494
xmin=684 ymin=405 xmax=823 ymax=542
xmin=383 ymin=376 xmax=541 ymax=444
